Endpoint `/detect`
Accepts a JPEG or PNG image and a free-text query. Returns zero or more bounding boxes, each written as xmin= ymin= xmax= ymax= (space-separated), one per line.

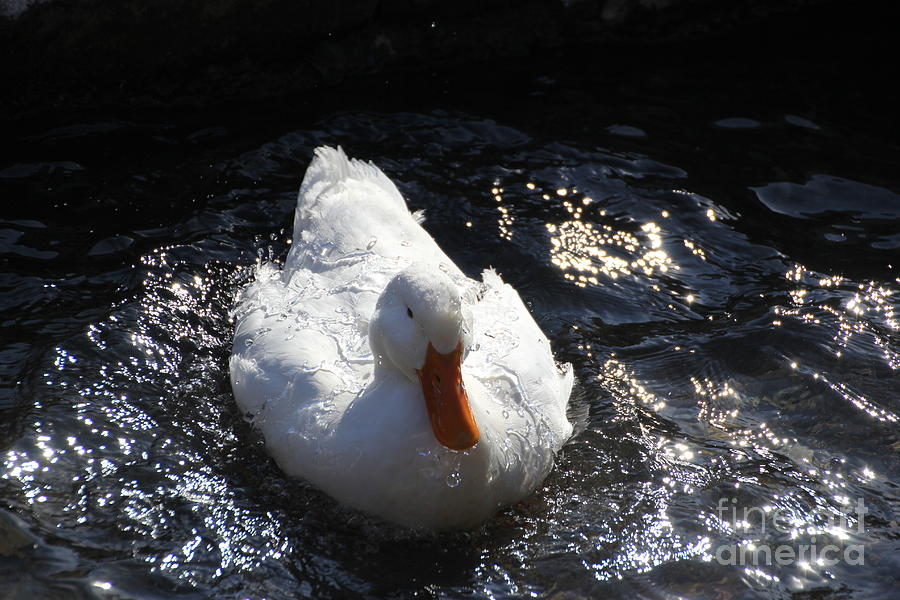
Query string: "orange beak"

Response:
xmin=417 ymin=342 xmax=479 ymax=450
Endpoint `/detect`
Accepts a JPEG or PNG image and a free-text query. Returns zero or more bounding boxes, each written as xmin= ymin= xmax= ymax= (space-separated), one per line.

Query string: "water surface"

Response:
xmin=2 ymin=50 xmax=899 ymax=599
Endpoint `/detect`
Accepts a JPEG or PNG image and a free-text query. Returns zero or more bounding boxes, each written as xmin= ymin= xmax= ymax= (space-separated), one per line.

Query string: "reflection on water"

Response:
xmin=2 ymin=96 xmax=900 ymax=599
xmin=544 ymin=185 xmax=674 ymax=286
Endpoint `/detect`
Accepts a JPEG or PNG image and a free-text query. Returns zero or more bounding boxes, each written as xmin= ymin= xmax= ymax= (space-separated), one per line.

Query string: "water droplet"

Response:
xmin=502 ymin=409 xmax=509 ymax=419
xmin=446 ymin=471 xmax=461 ymax=488
xmin=366 ymin=236 xmax=377 ymax=250
xmin=401 ymin=240 xmax=412 ymax=247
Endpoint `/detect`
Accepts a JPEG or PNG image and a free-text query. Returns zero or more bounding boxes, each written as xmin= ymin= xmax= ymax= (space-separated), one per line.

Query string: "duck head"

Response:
xmin=368 ymin=264 xmax=479 ymax=450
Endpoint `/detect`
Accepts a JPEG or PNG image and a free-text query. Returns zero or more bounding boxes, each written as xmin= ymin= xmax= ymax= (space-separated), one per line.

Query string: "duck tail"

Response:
xmin=298 ymin=146 xmax=405 ymax=211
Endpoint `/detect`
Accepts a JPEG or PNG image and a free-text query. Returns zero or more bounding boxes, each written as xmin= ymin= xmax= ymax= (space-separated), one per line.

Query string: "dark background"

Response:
xmin=1 ymin=0 xmax=895 ymax=118
xmin=2 ymin=0 xmax=896 ymax=246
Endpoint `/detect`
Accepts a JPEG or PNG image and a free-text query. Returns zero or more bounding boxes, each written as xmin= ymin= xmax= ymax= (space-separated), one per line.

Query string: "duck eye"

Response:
xmin=406 ymin=307 xmax=414 ymax=319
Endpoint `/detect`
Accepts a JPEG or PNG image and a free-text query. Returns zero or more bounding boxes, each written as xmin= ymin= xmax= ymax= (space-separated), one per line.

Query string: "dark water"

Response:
xmin=3 ymin=32 xmax=900 ymax=599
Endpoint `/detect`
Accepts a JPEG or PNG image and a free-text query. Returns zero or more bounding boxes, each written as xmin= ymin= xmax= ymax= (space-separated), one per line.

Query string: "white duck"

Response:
xmin=230 ymin=146 xmax=573 ymax=529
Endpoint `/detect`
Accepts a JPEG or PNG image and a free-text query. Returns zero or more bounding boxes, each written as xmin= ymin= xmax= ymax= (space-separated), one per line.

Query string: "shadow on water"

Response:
xmin=2 ymin=7 xmax=899 ymax=599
